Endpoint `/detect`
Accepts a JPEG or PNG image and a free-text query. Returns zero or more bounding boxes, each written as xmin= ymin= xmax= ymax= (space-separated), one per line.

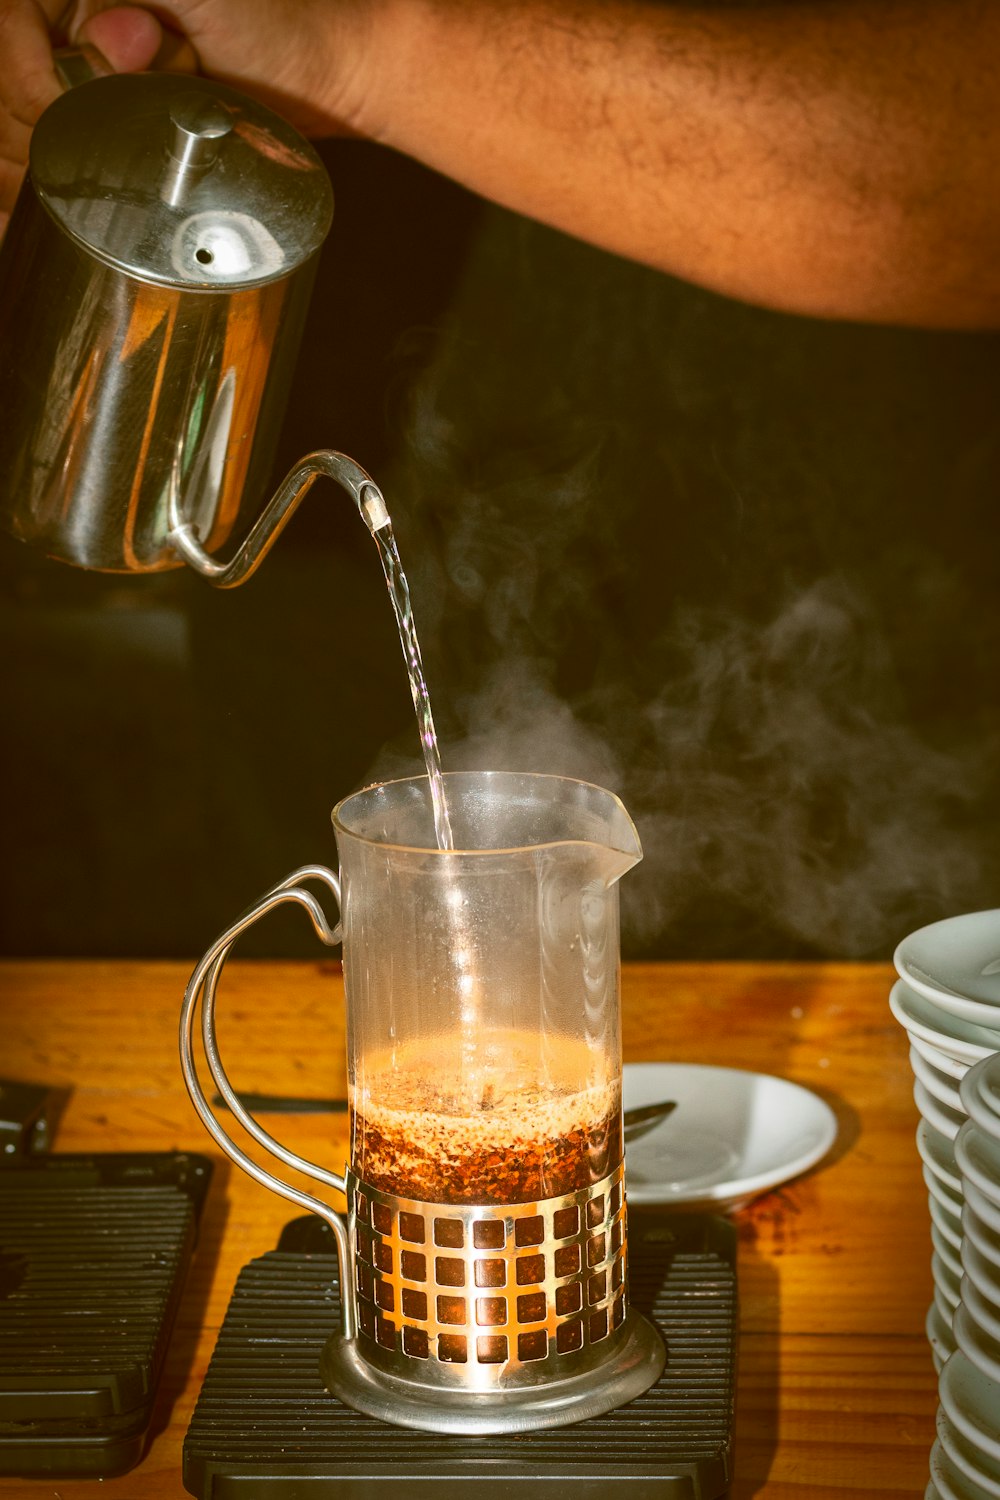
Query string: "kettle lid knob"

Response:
xmin=163 ymin=97 xmax=234 ymax=206
xmin=169 ymin=96 xmax=234 ymax=169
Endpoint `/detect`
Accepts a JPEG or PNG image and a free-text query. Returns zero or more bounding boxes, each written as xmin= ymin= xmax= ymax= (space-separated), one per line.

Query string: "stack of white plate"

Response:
xmin=928 ymin=1051 xmax=1000 ymax=1499
xmin=891 ymin=912 xmax=1000 ymax=1373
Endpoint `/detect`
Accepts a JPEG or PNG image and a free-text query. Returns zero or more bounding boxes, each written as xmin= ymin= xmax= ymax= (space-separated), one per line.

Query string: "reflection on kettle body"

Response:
xmin=171 ymin=210 xmax=286 ymax=282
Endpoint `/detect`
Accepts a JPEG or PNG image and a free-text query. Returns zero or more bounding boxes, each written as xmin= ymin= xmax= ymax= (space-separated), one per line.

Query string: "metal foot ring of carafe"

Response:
xmin=319 ymin=1163 xmax=666 ymax=1435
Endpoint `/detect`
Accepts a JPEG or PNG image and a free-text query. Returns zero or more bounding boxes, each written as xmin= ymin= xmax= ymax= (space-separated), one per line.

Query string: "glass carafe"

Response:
xmin=180 ymin=771 xmax=664 ymax=1434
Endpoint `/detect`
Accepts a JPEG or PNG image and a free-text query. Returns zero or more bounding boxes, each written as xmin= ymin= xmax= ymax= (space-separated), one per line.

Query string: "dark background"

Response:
xmin=2 ymin=135 xmax=999 ymax=960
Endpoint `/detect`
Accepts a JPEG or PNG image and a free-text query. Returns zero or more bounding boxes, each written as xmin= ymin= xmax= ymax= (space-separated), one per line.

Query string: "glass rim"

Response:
xmin=330 ymin=770 xmax=641 ymax=860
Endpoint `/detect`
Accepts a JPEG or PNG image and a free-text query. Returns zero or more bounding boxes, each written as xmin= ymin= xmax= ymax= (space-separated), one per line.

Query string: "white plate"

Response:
xmin=934 ymin=1223 xmax=965 ymax=1279
xmin=622 ymin=1063 xmax=837 ymax=1210
xmin=929 ymin=1299 xmax=958 ymax=1366
xmin=937 ymin=1283 xmax=961 ymax=1325
xmin=963 ymin=1272 xmax=1000 ymax=1341
xmin=935 ymin=1254 xmax=965 ymax=1314
xmin=965 ymin=1207 xmax=1000 ymax=1271
xmin=917 ymin=1079 xmax=967 ymax=1142
xmin=930 ymin=1192 xmax=964 ymax=1252
xmin=913 ymin=1046 xmax=967 ymax=1112
xmin=926 ymin=1163 xmax=965 ymax=1217
xmin=966 ymin=1181 xmax=1000 ymax=1238
xmin=938 ymin=1412 xmax=1000 ymax=1497
xmin=896 ymin=912 xmax=1000 ymax=1027
xmin=891 ymin=982 xmax=1000 ymax=1066
xmin=955 ymin=1302 xmax=1000 ymax=1391
xmin=914 ymin=1034 xmax=973 ymax=1082
xmin=935 ymin=1434 xmax=1000 ymax=1500
xmin=956 ymin=1128 xmax=1000 ymax=1210
xmin=962 ymin=1058 xmax=1000 ymax=1137
xmin=939 ymin=1351 xmax=1000 ymax=1465
xmin=964 ymin=1245 xmax=1000 ymax=1318
xmin=919 ymin=1120 xmax=964 ymax=1193
xmin=975 ymin=1056 xmax=1000 ymax=1120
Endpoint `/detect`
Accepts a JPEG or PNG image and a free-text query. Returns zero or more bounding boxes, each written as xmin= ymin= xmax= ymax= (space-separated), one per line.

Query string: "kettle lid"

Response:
xmin=29 ymin=73 xmax=334 ymax=289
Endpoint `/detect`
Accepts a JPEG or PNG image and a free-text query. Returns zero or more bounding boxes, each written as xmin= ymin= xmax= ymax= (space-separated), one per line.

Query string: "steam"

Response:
xmin=362 ymin=213 xmax=996 ymax=959
xmin=371 ymin=565 xmax=989 ymax=958
xmin=610 ymin=578 xmax=987 ymax=956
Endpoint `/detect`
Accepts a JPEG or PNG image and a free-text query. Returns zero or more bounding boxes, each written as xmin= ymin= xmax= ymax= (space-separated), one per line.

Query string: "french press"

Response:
xmin=0 ymin=62 xmax=388 ymax=580
xmin=181 ymin=771 xmax=666 ymax=1434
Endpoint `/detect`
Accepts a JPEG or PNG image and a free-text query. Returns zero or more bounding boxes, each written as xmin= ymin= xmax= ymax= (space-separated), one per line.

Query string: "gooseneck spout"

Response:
xmin=168 ymin=449 xmax=390 ymax=588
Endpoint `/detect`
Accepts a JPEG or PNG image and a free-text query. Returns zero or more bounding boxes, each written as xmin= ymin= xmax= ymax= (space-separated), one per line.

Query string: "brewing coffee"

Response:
xmin=183 ymin=761 xmax=659 ymax=1430
xmin=351 ymin=1027 xmax=622 ymax=1203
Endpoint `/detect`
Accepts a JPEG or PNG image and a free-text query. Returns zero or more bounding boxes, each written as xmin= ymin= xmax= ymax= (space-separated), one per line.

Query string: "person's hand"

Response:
xmin=0 ymin=0 xmax=382 ymax=236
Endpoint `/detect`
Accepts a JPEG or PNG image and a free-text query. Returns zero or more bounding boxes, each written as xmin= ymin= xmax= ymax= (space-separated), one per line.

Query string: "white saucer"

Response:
xmin=955 ymin=1302 xmax=1000 ymax=1390
xmin=622 ymin=1063 xmax=837 ymax=1210
xmin=965 ymin=1181 xmax=1000 ymax=1239
xmin=916 ymin=1079 xmax=966 ymax=1142
xmin=935 ymin=1434 xmax=1000 ymax=1500
xmin=956 ymin=1127 xmax=1000 ymax=1211
xmin=929 ymin=1298 xmax=958 ymax=1366
xmin=933 ymin=1223 xmax=964 ymax=1280
xmin=962 ymin=1272 xmax=1000 ymax=1341
xmin=939 ymin=1350 xmax=1000 ymax=1466
xmin=913 ymin=1046 xmax=966 ymax=1112
xmin=896 ymin=912 xmax=1000 ymax=1027
xmin=914 ymin=1034 xmax=973 ymax=1083
xmin=938 ymin=1412 xmax=1000 ymax=1498
xmin=930 ymin=1192 xmax=964 ymax=1252
xmin=965 ymin=1207 xmax=1000 ymax=1271
xmin=932 ymin=1437 xmax=1000 ymax=1500
xmin=927 ymin=1166 xmax=965 ymax=1220
xmin=929 ymin=1254 xmax=959 ymax=1314
xmin=918 ymin=1120 xmax=963 ymax=1193
xmin=964 ymin=1243 xmax=1000 ymax=1315
xmin=962 ymin=1058 xmax=1000 ymax=1138
xmin=890 ymin=981 xmax=1000 ymax=1066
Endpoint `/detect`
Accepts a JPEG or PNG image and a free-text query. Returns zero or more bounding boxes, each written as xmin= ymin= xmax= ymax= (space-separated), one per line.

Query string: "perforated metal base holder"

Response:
xmin=184 ymin=1208 xmax=737 ymax=1498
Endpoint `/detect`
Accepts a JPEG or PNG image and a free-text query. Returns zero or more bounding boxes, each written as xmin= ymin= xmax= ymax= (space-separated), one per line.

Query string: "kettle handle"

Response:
xmin=53 ymin=45 xmax=113 ymax=90
xmin=179 ymin=863 xmax=356 ymax=1338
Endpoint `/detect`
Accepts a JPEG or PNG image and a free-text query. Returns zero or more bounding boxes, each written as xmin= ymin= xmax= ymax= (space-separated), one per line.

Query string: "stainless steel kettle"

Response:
xmin=0 ymin=60 xmax=389 ymax=583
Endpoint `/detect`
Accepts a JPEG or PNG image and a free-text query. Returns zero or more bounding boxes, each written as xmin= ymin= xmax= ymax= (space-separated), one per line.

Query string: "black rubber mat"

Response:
xmin=0 ymin=1151 xmax=211 ymax=1477
xmin=184 ymin=1209 xmax=737 ymax=1498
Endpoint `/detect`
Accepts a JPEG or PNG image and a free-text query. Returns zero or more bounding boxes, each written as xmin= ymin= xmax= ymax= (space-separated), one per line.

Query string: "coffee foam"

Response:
xmin=349 ymin=1026 xmax=621 ymax=1202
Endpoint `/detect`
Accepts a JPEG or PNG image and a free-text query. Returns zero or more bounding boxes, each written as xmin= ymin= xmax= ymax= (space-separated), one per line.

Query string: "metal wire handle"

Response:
xmin=178 ymin=863 xmax=356 ymax=1338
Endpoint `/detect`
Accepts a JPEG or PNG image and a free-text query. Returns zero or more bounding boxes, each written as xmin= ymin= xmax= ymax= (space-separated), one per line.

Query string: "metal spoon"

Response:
xmin=622 ymin=1099 xmax=677 ymax=1143
xmin=214 ymin=1091 xmax=678 ymax=1143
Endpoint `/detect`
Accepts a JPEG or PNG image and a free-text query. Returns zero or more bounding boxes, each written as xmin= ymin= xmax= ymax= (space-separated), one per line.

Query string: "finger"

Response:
xmin=77 ymin=5 xmax=198 ymax=74
xmin=75 ymin=5 xmax=161 ymax=71
xmin=0 ymin=110 xmax=31 ymax=162
xmin=0 ymin=0 xmax=63 ymax=126
xmin=0 ymin=152 xmax=28 ymax=230
xmin=150 ymin=23 xmax=199 ymax=74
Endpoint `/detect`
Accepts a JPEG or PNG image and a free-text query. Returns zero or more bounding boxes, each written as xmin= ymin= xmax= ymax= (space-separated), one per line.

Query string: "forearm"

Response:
xmin=356 ymin=0 xmax=1000 ymax=328
xmin=5 ymin=0 xmax=997 ymax=326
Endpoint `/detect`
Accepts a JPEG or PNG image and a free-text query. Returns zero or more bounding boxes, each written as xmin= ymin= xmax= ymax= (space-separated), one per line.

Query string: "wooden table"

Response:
xmin=0 ymin=959 xmax=935 ymax=1498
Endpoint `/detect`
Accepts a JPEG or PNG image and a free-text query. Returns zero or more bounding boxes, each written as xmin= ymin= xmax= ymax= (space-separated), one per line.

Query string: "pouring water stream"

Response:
xmin=367 ymin=516 xmax=453 ymax=851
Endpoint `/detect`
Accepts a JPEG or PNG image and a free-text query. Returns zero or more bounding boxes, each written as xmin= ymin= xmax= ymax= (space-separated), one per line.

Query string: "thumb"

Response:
xmin=75 ymin=6 xmax=198 ymax=74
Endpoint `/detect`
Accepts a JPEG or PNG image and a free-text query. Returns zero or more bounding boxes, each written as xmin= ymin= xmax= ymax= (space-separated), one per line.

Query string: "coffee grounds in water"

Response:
xmin=350 ymin=1031 xmax=621 ymax=1204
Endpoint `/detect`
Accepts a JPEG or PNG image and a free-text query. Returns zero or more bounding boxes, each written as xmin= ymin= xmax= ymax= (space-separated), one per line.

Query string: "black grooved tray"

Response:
xmin=0 ymin=1151 xmax=212 ymax=1477
xmin=184 ymin=1209 xmax=737 ymax=1498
